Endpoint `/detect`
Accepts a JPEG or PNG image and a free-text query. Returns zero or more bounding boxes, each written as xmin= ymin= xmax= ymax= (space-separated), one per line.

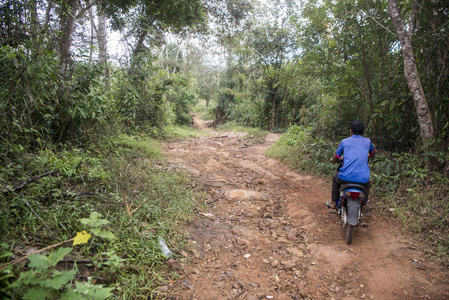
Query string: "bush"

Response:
xmin=266 ymin=125 xmax=335 ymax=176
xmin=0 ymin=45 xmax=112 ymax=165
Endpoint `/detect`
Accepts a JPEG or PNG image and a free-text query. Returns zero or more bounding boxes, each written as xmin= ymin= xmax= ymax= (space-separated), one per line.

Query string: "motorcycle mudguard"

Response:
xmin=346 ymin=199 xmax=360 ymax=226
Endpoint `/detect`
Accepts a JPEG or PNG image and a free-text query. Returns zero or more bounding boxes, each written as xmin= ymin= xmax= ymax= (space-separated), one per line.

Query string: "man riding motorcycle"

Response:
xmin=328 ymin=121 xmax=375 ymax=209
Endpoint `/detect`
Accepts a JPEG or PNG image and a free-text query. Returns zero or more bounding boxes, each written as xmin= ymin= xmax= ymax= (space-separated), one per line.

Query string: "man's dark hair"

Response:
xmin=350 ymin=120 xmax=365 ymax=135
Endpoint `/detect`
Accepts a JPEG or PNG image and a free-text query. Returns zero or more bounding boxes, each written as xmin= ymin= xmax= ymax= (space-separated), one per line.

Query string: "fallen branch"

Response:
xmin=4 ymin=171 xmax=59 ymax=193
xmin=60 ymin=258 xmax=93 ymax=264
xmin=199 ymin=212 xmax=216 ymax=221
xmin=323 ymin=283 xmax=335 ymax=293
xmin=75 ymin=275 xmax=110 ymax=283
xmin=129 ymin=197 xmax=151 ymax=216
xmin=0 ymin=238 xmax=74 ymax=272
xmin=124 ymin=195 xmax=133 ymax=216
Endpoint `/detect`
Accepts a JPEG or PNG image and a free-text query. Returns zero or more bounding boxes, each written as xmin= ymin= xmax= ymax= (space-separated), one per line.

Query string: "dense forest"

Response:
xmin=1 ymin=0 xmax=448 ymax=298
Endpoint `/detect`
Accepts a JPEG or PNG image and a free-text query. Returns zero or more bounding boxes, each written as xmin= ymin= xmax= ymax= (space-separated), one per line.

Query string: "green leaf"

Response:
xmin=91 ymin=228 xmax=116 ymax=240
xmin=80 ymin=212 xmax=110 ymax=228
xmin=103 ymin=254 xmax=125 ymax=268
xmin=389 ymin=100 xmax=395 ymax=111
xmin=48 ymin=247 xmax=72 ymax=267
xmin=69 ymin=281 xmax=114 ymax=299
xmin=60 ymin=290 xmax=75 ymax=300
xmin=92 ymin=286 xmax=114 ymax=300
xmin=72 ymin=107 xmax=78 ymax=119
xmin=0 ymin=251 xmax=13 ymax=258
xmin=22 ymin=287 xmax=56 ymax=300
xmin=74 ymin=280 xmax=90 ymax=294
xmin=0 ymin=272 xmax=15 ymax=281
xmin=10 ymin=270 xmax=32 ymax=287
xmin=41 ymin=270 xmax=76 ymax=289
xmin=28 ymin=254 xmax=50 ymax=271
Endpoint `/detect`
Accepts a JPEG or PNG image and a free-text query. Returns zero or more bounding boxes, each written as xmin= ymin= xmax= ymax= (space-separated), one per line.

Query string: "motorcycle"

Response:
xmin=327 ymin=158 xmax=370 ymax=244
xmin=329 ymin=183 xmax=368 ymax=244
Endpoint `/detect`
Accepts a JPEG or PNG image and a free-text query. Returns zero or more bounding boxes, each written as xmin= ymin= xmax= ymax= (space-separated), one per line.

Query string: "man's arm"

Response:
xmin=331 ymin=141 xmax=344 ymax=163
xmin=368 ymin=142 xmax=375 ymax=158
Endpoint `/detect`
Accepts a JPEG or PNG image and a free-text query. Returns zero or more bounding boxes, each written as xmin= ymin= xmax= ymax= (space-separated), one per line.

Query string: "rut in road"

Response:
xmin=161 ymin=116 xmax=448 ymax=300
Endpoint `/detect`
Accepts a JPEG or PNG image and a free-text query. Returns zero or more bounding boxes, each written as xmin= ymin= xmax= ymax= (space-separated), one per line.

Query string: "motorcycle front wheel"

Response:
xmin=346 ymin=224 xmax=354 ymax=244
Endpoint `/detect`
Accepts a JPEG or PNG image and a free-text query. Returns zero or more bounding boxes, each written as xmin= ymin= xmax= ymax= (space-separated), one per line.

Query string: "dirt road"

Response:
xmin=162 ymin=115 xmax=448 ymax=300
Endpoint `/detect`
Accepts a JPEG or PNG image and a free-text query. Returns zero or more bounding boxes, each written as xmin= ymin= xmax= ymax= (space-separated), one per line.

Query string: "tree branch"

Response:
xmin=3 ymin=171 xmax=59 ymax=193
xmin=363 ymin=11 xmax=396 ymax=37
xmin=44 ymin=1 xmax=53 ymax=30
xmin=244 ymin=41 xmax=269 ymax=69
xmin=76 ymin=0 xmax=97 ymax=20
xmin=408 ymin=0 xmax=421 ymax=40
xmin=0 ymin=238 xmax=73 ymax=272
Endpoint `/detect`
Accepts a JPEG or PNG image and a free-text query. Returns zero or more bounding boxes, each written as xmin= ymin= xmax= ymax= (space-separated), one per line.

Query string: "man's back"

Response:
xmin=336 ymin=135 xmax=374 ymax=184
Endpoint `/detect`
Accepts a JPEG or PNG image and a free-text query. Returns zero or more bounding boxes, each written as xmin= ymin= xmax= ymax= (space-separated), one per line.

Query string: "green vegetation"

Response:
xmin=192 ymin=99 xmax=215 ymax=121
xmin=211 ymin=0 xmax=448 ymax=171
xmin=1 ymin=136 xmax=198 ymax=298
xmin=163 ymin=125 xmax=203 ymax=140
xmin=266 ymin=126 xmax=335 ymax=177
xmin=1 ymin=0 xmax=449 ymax=297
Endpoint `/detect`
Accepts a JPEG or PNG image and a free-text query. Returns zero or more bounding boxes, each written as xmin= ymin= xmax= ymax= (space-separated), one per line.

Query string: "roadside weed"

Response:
xmin=0 ymin=135 xmax=196 ymax=298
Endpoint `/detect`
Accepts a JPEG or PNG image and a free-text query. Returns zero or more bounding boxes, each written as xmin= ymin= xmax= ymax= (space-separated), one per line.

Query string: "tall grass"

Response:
xmin=0 ymin=134 xmax=199 ymax=298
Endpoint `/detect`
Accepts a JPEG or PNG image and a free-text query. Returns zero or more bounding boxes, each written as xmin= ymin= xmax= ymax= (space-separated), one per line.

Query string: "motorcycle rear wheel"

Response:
xmin=346 ymin=224 xmax=354 ymax=244
xmin=341 ymin=206 xmax=347 ymax=226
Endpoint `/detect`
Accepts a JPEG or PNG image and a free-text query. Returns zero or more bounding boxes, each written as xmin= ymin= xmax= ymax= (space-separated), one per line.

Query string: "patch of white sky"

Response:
xmin=107 ymin=30 xmax=129 ymax=64
xmin=106 ymin=0 xmax=306 ymax=68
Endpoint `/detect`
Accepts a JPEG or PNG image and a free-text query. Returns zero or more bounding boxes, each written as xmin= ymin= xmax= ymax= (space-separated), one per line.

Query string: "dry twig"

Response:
xmin=0 ymin=238 xmax=74 ymax=272
xmin=2 ymin=171 xmax=59 ymax=193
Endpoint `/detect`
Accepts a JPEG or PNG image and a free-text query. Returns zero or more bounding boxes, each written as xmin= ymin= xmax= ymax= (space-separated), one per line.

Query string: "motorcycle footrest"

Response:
xmin=329 ymin=211 xmax=338 ymax=215
xmin=362 ymin=213 xmax=372 ymax=217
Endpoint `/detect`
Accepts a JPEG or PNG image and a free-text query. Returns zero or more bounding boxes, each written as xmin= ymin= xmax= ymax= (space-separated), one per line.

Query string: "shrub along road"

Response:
xmin=161 ymin=115 xmax=448 ymax=299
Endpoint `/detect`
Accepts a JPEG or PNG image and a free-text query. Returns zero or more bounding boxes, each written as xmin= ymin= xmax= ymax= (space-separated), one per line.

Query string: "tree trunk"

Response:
xmin=88 ymin=5 xmax=96 ymax=63
xmin=129 ymin=30 xmax=148 ymax=73
xmin=59 ymin=0 xmax=80 ymax=78
xmin=44 ymin=1 xmax=53 ymax=30
xmin=387 ymin=0 xmax=435 ymax=146
xmin=270 ymin=95 xmax=276 ymax=131
xmin=98 ymin=13 xmax=109 ymax=76
xmin=270 ymin=83 xmax=279 ymax=131
xmin=172 ymin=45 xmax=180 ymax=75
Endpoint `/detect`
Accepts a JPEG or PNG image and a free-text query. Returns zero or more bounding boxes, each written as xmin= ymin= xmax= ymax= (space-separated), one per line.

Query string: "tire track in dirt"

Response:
xmin=161 ymin=115 xmax=449 ymax=300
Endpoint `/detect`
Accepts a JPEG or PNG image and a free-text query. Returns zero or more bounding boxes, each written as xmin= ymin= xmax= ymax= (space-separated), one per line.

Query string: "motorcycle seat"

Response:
xmin=340 ymin=183 xmax=366 ymax=193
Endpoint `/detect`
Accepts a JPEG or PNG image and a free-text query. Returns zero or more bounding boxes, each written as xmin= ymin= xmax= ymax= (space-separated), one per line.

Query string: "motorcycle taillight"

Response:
xmin=348 ymin=192 xmax=361 ymax=198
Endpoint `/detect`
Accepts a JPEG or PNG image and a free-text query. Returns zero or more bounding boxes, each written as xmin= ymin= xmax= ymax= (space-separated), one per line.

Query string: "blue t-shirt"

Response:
xmin=335 ymin=135 xmax=375 ymax=183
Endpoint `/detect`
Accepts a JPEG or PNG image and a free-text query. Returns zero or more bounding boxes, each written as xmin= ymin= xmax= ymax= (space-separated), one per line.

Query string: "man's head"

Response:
xmin=350 ymin=120 xmax=365 ymax=135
